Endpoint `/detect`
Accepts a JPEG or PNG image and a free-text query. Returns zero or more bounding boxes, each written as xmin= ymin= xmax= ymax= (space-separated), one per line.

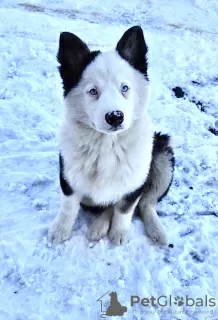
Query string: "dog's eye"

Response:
xmin=89 ymin=88 xmax=98 ymax=96
xmin=121 ymin=84 xmax=129 ymax=93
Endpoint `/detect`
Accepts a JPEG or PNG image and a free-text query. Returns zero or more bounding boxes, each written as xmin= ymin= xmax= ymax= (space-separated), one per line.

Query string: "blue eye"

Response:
xmin=89 ymin=88 xmax=98 ymax=95
xmin=121 ymin=84 xmax=129 ymax=93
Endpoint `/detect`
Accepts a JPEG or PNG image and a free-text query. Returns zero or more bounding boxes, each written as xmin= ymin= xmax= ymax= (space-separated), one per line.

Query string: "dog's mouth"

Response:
xmin=92 ymin=123 xmax=125 ymax=134
xmin=108 ymin=125 xmax=123 ymax=132
xmin=101 ymin=125 xmax=124 ymax=134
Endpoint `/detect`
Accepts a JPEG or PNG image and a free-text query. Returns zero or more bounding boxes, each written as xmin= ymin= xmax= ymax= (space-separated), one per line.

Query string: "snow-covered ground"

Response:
xmin=0 ymin=1 xmax=218 ymax=319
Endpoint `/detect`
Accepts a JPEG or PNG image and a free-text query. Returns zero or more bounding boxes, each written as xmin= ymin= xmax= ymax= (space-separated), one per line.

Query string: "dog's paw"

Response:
xmin=109 ymin=227 xmax=130 ymax=246
xmin=145 ymin=219 xmax=167 ymax=245
xmin=88 ymin=215 xmax=111 ymax=241
xmin=48 ymin=219 xmax=72 ymax=245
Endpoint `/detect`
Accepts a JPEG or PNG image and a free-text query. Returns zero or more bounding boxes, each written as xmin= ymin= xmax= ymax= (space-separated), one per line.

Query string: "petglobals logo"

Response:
xmin=97 ymin=291 xmax=128 ymax=318
xmin=97 ymin=292 xmax=216 ymax=318
xmin=131 ymin=295 xmax=216 ymax=308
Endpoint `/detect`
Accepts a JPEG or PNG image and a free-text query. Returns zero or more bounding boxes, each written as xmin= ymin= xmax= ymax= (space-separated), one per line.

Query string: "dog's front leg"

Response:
xmin=48 ymin=192 xmax=81 ymax=244
xmin=109 ymin=197 xmax=140 ymax=246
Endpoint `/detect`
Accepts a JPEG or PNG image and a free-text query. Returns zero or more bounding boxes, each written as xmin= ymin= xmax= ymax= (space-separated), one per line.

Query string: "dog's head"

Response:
xmin=58 ymin=26 xmax=150 ymax=134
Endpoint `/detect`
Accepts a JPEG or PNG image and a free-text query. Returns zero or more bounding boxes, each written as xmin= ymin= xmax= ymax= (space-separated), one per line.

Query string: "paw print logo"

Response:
xmin=174 ymin=296 xmax=184 ymax=307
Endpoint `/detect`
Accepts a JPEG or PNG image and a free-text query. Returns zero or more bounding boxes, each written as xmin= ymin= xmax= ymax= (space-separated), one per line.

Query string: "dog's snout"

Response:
xmin=105 ymin=111 xmax=124 ymax=127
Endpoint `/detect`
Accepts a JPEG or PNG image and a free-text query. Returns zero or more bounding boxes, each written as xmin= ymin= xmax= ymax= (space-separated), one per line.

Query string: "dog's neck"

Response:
xmin=60 ymin=111 xmax=154 ymax=204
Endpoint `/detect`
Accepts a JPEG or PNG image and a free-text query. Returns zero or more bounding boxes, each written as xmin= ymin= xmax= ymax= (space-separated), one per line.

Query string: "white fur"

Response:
xmin=88 ymin=208 xmax=112 ymax=241
xmin=139 ymin=204 xmax=167 ymax=245
xmin=50 ymin=48 xmax=154 ymax=244
xmin=48 ymin=192 xmax=81 ymax=244
xmin=88 ymin=198 xmax=140 ymax=244
xmin=61 ymin=117 xmax=153 ymax=205
xmin=61 ymin=50 xmax=153 ymax=205
xmin=65 ymin=50 xmax=151 ymax=134
xmin=109 ymin=198 xmax=140 ymax=245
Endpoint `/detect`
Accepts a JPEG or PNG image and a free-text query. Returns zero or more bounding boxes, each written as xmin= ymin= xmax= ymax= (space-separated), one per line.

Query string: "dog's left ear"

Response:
xmin=116 ymin=26 xmax=148 ymax=79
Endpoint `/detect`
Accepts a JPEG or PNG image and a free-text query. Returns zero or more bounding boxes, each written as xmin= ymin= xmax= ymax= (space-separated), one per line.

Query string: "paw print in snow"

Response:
xmin=174 ymin=296 xmax=184 ymax=307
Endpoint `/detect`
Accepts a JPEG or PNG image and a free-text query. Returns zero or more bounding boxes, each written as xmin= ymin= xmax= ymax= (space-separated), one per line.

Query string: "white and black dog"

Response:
xmin=48 ymin=26 xmax=175 ymax=246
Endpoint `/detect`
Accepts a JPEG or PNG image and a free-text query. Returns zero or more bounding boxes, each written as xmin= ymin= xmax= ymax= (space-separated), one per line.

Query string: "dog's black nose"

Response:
xmin=105 ymin=111 xmax=124 ymax=127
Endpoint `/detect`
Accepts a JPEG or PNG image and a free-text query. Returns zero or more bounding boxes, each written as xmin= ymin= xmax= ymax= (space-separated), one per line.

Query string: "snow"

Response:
xmin=0 ymin=1 xmax=218 ymax=319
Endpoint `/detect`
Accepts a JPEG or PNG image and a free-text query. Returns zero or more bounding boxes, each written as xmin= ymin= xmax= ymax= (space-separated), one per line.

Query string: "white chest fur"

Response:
xmin=60 ymin=116 xmax=154 ymax=205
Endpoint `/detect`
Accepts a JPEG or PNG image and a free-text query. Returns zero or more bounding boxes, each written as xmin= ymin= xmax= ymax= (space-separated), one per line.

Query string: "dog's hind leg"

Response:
xmin=139 ymin=201 xmax=167 ymax=244
xmin=88 ymin=207 xmax=113 ymax=241
xmin=139 ymin=133 xmax=175 ymax=245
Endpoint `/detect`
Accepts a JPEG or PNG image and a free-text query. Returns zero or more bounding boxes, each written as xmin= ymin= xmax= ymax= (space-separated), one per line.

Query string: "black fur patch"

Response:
xmin=57 ymin=32 xmax=100 ymax=97
xmin=116 ymin=26 xmax=149 ymax=80
xmin=80 ymin=203 xmax=111 ymax=214
xmin=151 ymin=132 xmax=175 ymax=202
xmin=59 ymin=153 xmax=74 ymax=196
xmin=153 ymin=132 xmax=175 ymax=167
xmin=120 ymin=132 xmax=174 ymax=212
xmin=120 ymin=184 xmax=144 ymax=213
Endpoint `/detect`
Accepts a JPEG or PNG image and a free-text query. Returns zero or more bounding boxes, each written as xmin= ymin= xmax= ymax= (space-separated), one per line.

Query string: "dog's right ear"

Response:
xmin=57 ymin=32 xmax=100 ymax=97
